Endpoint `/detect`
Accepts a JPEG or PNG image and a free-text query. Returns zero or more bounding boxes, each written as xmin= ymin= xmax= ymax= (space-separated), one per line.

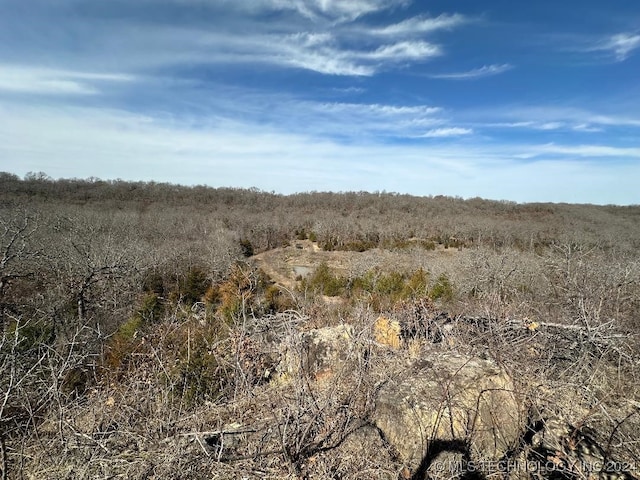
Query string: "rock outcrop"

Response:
xmin=278 ymin=324 xmax=355 ymax=381
xmin=301 ymin=324 xmax=354 ymax=381
xmin=372 ymin=353 xmax=524 ymax=472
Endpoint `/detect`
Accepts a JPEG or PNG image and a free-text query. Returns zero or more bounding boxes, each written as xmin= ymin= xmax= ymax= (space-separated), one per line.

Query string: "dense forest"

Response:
xmin=1 ymin=172 xmax=639 ymax=479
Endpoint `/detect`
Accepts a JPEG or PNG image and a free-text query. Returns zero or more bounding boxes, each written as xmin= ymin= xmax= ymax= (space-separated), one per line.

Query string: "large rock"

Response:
xmin=278 ymin=324 xmax=354 ymax=381
xmin=372 ymin=353 xmax=524 ymax=471
xmin=301 ymin=324 xmax=354 ymax=381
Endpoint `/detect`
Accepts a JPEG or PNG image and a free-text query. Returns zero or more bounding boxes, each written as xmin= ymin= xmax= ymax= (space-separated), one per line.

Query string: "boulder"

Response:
xmin=372 ymin=353 xmax=523 ymax=471
xmin=278 ymin=324 xmax=354 ymax=381
xmin=301 ymin=324 xmax=354 ymax=381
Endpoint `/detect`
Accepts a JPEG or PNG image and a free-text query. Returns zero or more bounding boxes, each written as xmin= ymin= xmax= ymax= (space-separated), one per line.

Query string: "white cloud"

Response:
xmin=363 ymin=41 xmax=441 ymax=61
xmin=277 ymin=33 xmax=376 ymax=75
xmin=0 ymin=65 xmax=134 ymax=95
xmin=332 ymin=86 xmax=366 ymax=94
xmin=283 ymin=0 xmax=410 ymax=23
xmin=247 ymin=36 xmax=442 ymax=75
xmin=168 ymin=0 xmax=406 ymax=21
xmin=2 ymin=103 xmax=639 ymax=204
xmin=316 ymin=102 xmax=441 ymax=116
xmin=536 ymin=122 xmax=564 ymax=131
xmin=586 ymin=33 xmax=640 ymax=61
xmin=287 ymin=54 xmax=374 ymax=75
xmin=0 ymin=1 xmax=464 ymax=78
xmin=372 ymin=13 xmax=468 ymax=36
xmin=430 ymin=63 xmax=513 ymax=80
xmin=178 ymin=30 xmax=371 ymax=75
xmin=0 ymin=103 xmax=460 ymax=191
xmin=174 ymin=28 xmax=444 ymax=76
xmin=224 ymin=0 xmax=411 ymax=23
xmin=276 ymin=100 xmax=445 ymax=138
xmin=487 ymin=121 xmax=535 ymax=128
xmin=475 ymin=105 xmax=640 ymax=132
xmin=422 ymin=127 xmax=473 ymax=137
xmin=529 ymin=143 xmax=640 ymax=158
xmin=572 ymin=124 xmax=603 ymax=133
xmin=602 ymin=33 xmax=640 ymax=61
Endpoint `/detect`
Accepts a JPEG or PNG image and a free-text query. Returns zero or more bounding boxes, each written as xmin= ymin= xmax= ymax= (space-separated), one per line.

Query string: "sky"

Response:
xmin=1 ymin=0 xmax=639 ymax=204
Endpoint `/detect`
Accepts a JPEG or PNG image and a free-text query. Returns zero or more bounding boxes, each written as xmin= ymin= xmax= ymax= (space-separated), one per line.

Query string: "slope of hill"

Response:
xmin=1 ymin=174 xmax=639 ymax=479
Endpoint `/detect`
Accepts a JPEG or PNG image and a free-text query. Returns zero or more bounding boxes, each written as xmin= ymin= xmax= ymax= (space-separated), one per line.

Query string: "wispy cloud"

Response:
xmin=316 ymin=103 xmax=441 ymax=116
xmin=161 ymin=0 xmax=410 ymax=24
xmin=536 ymin=122 xmax=564 ymax=131
xmin=371 ymin=13 xmax=469 ymax=36
xmin=475 ymin=105 xmax=640 ymax=133
xmin=585 ymin=32 xmax=640 ymax=61
xmin=3 ymin=102 xmax=638 ymax=204
xmin=422 ymin=127 xmax=473 ymax=138
xmin=278 ymin=37 xmax=441 ymax=75
xmin=275 ymin=32 xmax=376 ymax=75
xmin=0 ymin=65 xmax=134 ymax=95
xmin=572 ymin=124 xmax=603 ymax=133
xmin=270 ymin=0 xmax=411 ymax=23
xmin=1 ymin=1 xmax=638 ymax=204
xmin=0 ymin=1 xmax=466 ymax=78
xmin=332 ymin=86 xmax=366 ymax=95
xmin=276 ymin=100 xmax=445 ymax=138
xmin=362 ymin=41 xmax=441 ymax=61
xmin=430 ymin=63 xmax=513 ymax=79
xmin=529 ymin=143 xmax=640 ymax=158
xmin=208 ymin=33 xmax=443 ymax=75
xmin=178 ymin=85 xmax=448 ymax=140
xmin=93 ymin=15 xmax=450 ymax=77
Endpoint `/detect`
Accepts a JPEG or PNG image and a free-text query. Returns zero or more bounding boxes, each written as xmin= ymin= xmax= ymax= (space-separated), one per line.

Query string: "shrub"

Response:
xmin=137 ymin=292 xmax=163 ymax=322
xmin=103 ymin=315 xmax=144 ymax=374
xmin=180 ymin=267 xmax=210 ymax=305
xmin=420 ymin=240 xmax=437 ymax=250
xmin=103 ymin=293 xmax=162 ymax=374
xmin=304 ymin=262 xmax=347 ymax=297
xmin=350 ymin=269 xmax=377 ymax=295
xmin=321 ymin=238 xmax=336 ymax=251
xmin=341 ymin=239 xmax=377 ymax=252
xmin=381 ymin=238 xmax=436 ymax=251
xmin=142 ymin=271 xmax=165 ymax=295
xmin=403 ymin=268 xmax=430 ymax=298
xmin=264 ymin=284 xmax=295 ymax=313
xmin=430 ymin=273 xmax=454 ymax=302
xmin=203 ymin=284 xmax=221 ymax=306
xmin=374 ymin=271 xmax=406 ymax=299
xmin=6 ymin=318 xmax=54 ymax=353
xmin=216 ymin=262 xmax=264 ymax=322
xmin=239 ymin=238 xmax=254 ymax=257
xmin=163 ymin=321 xmax=232 ymax=406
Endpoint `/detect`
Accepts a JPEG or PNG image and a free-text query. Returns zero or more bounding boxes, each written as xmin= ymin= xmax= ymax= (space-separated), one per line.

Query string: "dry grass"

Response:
xmin=2 ymin=184 xmax=639 ymax=479
xmin=7 ymin=294 xmax=638 ymax=479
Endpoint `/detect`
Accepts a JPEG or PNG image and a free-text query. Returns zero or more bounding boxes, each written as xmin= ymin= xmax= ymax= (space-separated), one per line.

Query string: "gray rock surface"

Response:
xmin=278 ymin=324 xmax=355 ymax=381
xmin=372 ymin=353 xmax=524 ymax=470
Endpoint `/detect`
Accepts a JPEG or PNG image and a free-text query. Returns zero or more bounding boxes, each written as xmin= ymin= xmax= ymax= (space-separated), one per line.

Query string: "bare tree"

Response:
xmin=0 ymin=212 xmax=40 ymax=326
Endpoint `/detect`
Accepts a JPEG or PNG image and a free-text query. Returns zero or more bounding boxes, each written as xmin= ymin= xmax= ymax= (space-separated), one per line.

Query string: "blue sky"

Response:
xmin=1 ymin=0 xmax=639 ymax=204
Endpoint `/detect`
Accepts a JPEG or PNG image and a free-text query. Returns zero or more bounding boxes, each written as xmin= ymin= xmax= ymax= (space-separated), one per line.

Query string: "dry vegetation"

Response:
xmin=1 ymin=172 xmax=640 ymax=479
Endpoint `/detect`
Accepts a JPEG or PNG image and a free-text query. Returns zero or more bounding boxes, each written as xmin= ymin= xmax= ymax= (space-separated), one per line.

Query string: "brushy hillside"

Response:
xmin=1 ymin=173 xmax=639 ymax=479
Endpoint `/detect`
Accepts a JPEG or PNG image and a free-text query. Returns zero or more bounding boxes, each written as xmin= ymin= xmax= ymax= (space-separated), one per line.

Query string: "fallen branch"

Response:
xmin=1 ymin=435 xmax=6 ymax=480
xmin=178 ymin=428 xmax=258 ymax=438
